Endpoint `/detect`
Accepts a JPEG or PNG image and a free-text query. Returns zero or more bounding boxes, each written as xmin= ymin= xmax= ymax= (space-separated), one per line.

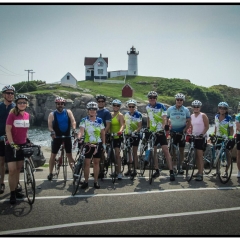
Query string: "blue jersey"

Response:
xmin=167 ymin=105 xmax=190 ymax=132
xmin=97 ymin=108 xmax=111 ymax=128
xmin=0 ymin=102 xmax=15 ymax=136
xmin=52 ymin=109 xmax=70 ymax=136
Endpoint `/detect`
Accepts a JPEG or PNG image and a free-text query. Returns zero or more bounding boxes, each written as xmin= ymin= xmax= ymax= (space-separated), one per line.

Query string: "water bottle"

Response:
xmin=144 ymin=149 xmax=150 ymax=161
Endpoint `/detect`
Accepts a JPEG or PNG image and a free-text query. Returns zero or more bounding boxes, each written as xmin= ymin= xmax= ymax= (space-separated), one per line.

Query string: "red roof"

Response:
xmin=84 ymin=57 xmax=108 ymax=65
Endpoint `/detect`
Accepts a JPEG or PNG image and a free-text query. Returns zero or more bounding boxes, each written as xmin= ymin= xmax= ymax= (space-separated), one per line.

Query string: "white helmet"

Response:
xmin=191 ymin=100 xmax=202 ymax=106
xmin=147 ymin=91 xmax=158 ymax=98
xmin=175 ymin=93 xmax=185 ymax=100
xmin=126 ymin=99 xmax=137 ymax=107
xmin=86 ymin=101 xmax=98 ymax=110
xmin=218 ymin=102 xmax=229 ymax=109
xmin=55 ymin=96 xmax=66 ymax=103
xmin=15 ymin=94 xmax=28 ymax=102
xmin=2 ymin=85 xmax=15 ymax=93
xmin=112 ymin=99 xmax=122 ymax=106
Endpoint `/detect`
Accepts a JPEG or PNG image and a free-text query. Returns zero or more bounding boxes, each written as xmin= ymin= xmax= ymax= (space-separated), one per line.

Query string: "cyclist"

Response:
xmin=0 ymin=85 xmax=15 ymax=195
xmin=235 ymin=112 xmax=240 ymax=178
xmin=167 ymin=93 xmax=191 ymax=174
xmin=47 ymin=96 xmax=76 ymax=181
xmin=91 ymin=94 xmax=111 ymax=179
xmin=146 ymin=91 xmax=175 ymax=181
xmin=77 ymin=102 xmax=105 ymax=189
xmin=190 ymin=100 xmax=209 ymax=181
xmin=123 ymin=99 xmax=142 ymax=177
xmin=110 ymin=99 xmax=125 ymax=180
xmin=5 ymin=94 xmax=30 ymax=204
xmin=211 ymin=102 xmax=234 ymax=177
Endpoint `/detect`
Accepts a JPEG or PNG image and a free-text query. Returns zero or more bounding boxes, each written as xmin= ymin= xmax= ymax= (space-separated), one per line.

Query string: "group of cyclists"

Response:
xmin=1 ymin=84 xmax=240 ymax=205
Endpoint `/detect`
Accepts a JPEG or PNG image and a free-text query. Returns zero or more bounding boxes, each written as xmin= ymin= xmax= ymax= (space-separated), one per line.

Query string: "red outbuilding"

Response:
xmin=122 ymin=84 xmax=134 ymax=97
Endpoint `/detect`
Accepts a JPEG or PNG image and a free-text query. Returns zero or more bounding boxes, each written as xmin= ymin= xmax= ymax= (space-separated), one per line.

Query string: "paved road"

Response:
xmin=1 ymin=164 xmax=240 ymax=236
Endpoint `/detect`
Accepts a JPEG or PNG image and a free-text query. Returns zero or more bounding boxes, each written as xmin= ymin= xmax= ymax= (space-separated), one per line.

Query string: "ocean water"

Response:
xmin=28 ymin=124 xmax=224 ymax=147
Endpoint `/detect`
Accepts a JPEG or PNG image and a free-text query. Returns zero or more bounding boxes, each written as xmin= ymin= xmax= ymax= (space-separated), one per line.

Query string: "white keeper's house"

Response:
xmin=61 ymin=72 xmax=77 ymax=87
xmin=84 ymin=46 xmax=139 ymax=80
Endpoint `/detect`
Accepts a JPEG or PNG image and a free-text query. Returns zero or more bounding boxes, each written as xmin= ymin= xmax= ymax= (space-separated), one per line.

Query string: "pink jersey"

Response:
xmin=6 ymin=112 xmax=30 ymax=144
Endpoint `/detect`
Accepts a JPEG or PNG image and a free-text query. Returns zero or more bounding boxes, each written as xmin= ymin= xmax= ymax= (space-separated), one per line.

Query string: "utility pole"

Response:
xmin=30 ymin=72 xmax=35 ymax=81
xmin=25 ymin=69 xmax=33 ymax=91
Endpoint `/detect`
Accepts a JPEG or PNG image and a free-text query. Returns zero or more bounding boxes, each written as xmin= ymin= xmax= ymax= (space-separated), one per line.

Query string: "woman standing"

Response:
xmin=190 ymin=100 xmax=209 ymax=181
xmin=5 ymin=94 xmax=30 ymax=204
xmin=77 ymin=102 xmax=105 ymax=189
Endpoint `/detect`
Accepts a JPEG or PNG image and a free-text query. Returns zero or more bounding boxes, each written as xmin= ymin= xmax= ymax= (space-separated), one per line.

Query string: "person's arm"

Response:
xmin=236 ymin=122 xmax=240 ymax=133
xmin=202 ymin=113 xmax=209 ymax=135
xmin=162 ymin=115 xmax=167 ymax=130
xmin=147 ymin=117 xmax=150 ymax=128
xmin=67 ymin=109 xmax=76 ymax=130
xmin=6 ymin=125 xmax=13 ymax=144
xmin=105 ymin=121 xmax=111 ymax=134
xmin=183 ymin=118 xmax=191 ymax=133
xmin=48 ymin=112 xmax=54 ymax=132
xmin=101 ymin=128 xmax=105 ymax=145
xmin=229 ymin=126 xmax=234 ymax=136
xmin=77 ymin=126 xmax=85 ymax=139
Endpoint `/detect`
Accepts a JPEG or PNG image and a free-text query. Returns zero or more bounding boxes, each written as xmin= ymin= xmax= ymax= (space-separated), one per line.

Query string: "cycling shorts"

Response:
xmin=51 ymin=137 xmax=72 ymax=154
xmin=171 ymin=133 xmax=186 ymax=148
xmin=126 ymin=136 xmax=140 ymax=147
xmin=84 ymin=142 xmax=102 ymax=159
xmin=5 ymin=144 xmax=25 ymax=163
xmin=113 ymin=138 xmax=122 ymax=148
xmin=237 ymin=134 xmax=240 ymax=150
xmin=0 ymin=141 xmax=5 ymax=157
xmin=154 ymin=133 xmax=168 ymax=147
xmin=194 ymin=138 xmax=207 ymax=151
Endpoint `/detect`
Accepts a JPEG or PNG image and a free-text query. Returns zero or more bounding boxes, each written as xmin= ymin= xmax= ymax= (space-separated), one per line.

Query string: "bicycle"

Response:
xmin=203 ymin=135 xmax=233 ymax=184
xmin=184 ymin=134 xmax=203 ymax=182
xmin=72 ymin=142 xmax=98 ymax=196
xmin=12 ymin=143 xmax=41 ymax=205
xmin=121 ymin=131 xmax=139 ymax=181
xmin=169 ymin=131 xmax=185 ymax=176
xmin=52 ymin=135 xmax=73 ymax=183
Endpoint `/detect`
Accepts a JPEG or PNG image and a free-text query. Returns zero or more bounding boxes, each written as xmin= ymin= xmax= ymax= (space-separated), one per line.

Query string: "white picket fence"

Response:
xmin=94 ymin=75 xmax=126 ymax=84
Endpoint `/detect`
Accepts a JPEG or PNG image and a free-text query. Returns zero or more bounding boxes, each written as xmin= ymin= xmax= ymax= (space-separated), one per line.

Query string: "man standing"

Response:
xmin=146 ymin=91 xmax=175 ymax=181
xmin=167 ymin=93 xmax=191 ymax=174
xmin=47 ymin=97 xmax=76 ymax=181
xmin=0 ymin=85 xmax=15 ymax=194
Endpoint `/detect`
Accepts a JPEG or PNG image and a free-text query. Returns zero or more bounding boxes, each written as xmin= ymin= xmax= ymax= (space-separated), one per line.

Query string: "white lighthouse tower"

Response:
xmin=127 ymin=46 xmax=139 ymax=76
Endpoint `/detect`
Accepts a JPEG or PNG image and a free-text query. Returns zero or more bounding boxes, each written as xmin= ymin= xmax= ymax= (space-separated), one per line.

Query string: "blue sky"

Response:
xmin=0 ymin=4 xmax=240 ymax=89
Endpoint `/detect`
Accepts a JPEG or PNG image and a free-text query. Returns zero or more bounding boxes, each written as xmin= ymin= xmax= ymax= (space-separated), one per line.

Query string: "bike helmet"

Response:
xmin=191 ymin=100 xmax=202 ymax=106
xmin=55 ymin=96 xmax=66 ymax=103
xmin=175 ymin=93 xmax=185 ymax=100
xmin=15 ymin=94 xmax=28 ymax=102
xmin=86 ymin=101 xmax=98 ymax=110
xmin=126 ymin=99 xmax=137 ymax=107
xmin=147 ymin=91 xmax=158 ymax=98
xmin=95 ymin=94 xmax=106 ymax=101
xmin=112 ymin=99 xmax=122 ymax=106
xmin=2 ymin=85 xmax=15 ymax=93
xmin=218 ymin=102 xmax=229 ymax=109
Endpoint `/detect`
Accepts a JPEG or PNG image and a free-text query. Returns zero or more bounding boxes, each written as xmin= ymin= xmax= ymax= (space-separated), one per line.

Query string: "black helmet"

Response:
xmin=96 ymin=94 xmax=106 ymax=101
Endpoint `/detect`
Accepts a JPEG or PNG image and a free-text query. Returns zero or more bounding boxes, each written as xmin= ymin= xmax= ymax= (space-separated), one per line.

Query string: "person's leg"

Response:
xmin=0 ymin=156 xmax=5 ymax=185
xmin=93 ymin=158 xmax=100 ymax=182
xmin=66 ymin=153 xmax=74 ymax=170
xmin=16 ymin=160 xmax=24 ymax=188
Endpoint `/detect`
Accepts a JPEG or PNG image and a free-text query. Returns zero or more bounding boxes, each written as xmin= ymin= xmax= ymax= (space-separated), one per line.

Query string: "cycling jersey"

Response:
xmin=111 ymin=112 xmax=121 ymax=139
xmin=97 ymin=108 xmax=111 ymax=127
xmin=124 ymin=111 xmax=142 ymax=134
xmin=236 ymin=113 xmax=240 ymax=134
xmin=167 ymin=105 xmax=190 ymax=132
xmin=6 ymin=111 xmax=30 ymax=144
xmin=146 ymin=102 xmax=167 ymax=132
xmin=215 ymin=113 xmax=233 ymax=137
xmin=0 ymin=102 xmax=15 ymax=136
xmin=52 ymin=109 xmax=71 ymax=136
xmin=79 ymin=116 xmax=104 ymax=143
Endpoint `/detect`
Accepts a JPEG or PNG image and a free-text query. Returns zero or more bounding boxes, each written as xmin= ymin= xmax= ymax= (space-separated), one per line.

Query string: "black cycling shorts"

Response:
xmin=237 ymin=134 xmax=240 ymax=151
xmin=0 ymin=141 xmax=5 ymax=157
xmin=171 ymin=132 xmax=186 ymax=148
xmin=5 ymin=144 xmax=25 ymax=163
xmin=194 ymin=138 xmax=207 ymax=151
xmin=51 ymin=137 xmax=72 ymax=154
xmin=126 ymin=136 xmax=140 ymax=147
xmin=84 ymin=143 xmax=103 ymax=159
xmin=154 ymin=133 xmax=168 ymax=147
xmin=113 ymin=138 xmax=122 ymax=148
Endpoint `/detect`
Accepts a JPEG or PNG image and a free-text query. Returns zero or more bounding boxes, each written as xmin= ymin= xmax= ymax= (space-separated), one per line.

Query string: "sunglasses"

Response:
xmin=89 ymin=108 xmax=97 ymax=111
xmin=113 ymin=104 xmax=120 ymax=107
xmin=176 ymin=99 xmax=183 ymax=102
xmin=148 ymin=97 xmax=156 ymax=99
xmin=5 ymin=92 xmax=14 ymax=95
xmin=17 ymin=101 xmax=27 ymax=105
xmin=128 ymin=106 xmax=135 ymax=108
xmin=57 ymin=103 xmax=64 ymax=106
xmin=98 ymin=100 xmax=105 ymax=103
xmin=193 ymin=106 xmax=200 ymax=108
xmin=219 ymin=107 xmax=227 ymax=110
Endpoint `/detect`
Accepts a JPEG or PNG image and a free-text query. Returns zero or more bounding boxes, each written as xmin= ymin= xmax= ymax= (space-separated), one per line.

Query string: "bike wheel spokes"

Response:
xmin=72 ymin=160 xmax=83 ymax=196
xmin=63 ymin=155 xmax=68 ymax=183
xmin=149 ymin=151 xmax=154 ymax=184
xmin=158 ymin=149 xmax=165 ymax=171
xmin=24 ymin=159 xmax=35 ymax=205
xmin=54 ymin=159 xmax=60 ymax=179
xmin=110 ymin=149 xmax=116 ymax=184
xmin=185 ymin=149 xmax=195 ymax=182
xmin=218 ymin=150 xmax=233 ymax=184
xmin=203 ymin=147 xmax=213 ymax=175
xmin=137 ymin=155 xmax=145 ymax=176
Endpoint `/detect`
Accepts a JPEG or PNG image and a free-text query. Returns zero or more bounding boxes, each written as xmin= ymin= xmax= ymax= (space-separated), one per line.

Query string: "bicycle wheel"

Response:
xmin=24 ymin=158 xmax=35 ymax=205
xmin=62 ymin=152 xmax=68 ymax=183
xmin=120 ymin=148 xmax=127 ymax=173
xmin=185 ymin=149 xmax=195 ymax=182
xmin=110 ymin=148 xmax=117 ymax=184
xmin=54 ymin=158 xmax=60 ymax=178
xmin=218 ymin=150 xmax=233 ymax=184
xmin=72 ymin=158 xmax=83 ymax=196
xmin=129 ymin=150 xmax=136 ymax=181
xmin=170 ymin=144 xmax=180 ymax=175
xmin=157 ymin=148 xmax=165 ymax=171
xmin=149 ymin=151 xmax=154 ymax=184
xmin=137 ymin=142 xmax=147 ymax=176
xmin=203 ymin=147 xmax=213 ymax=175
